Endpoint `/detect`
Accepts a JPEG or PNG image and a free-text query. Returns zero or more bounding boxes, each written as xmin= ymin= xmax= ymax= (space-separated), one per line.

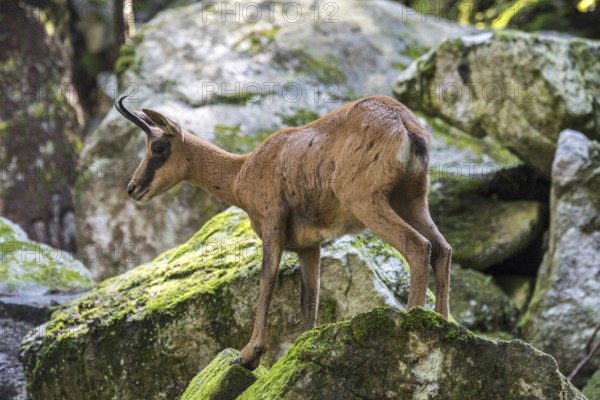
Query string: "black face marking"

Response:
xmin=373 ymin=153 xmax=379 ymax=162
xmin=138 ymin=138 xmax=172 ymax=189
xmin=367 ymin=141 xmax=374 ymax=150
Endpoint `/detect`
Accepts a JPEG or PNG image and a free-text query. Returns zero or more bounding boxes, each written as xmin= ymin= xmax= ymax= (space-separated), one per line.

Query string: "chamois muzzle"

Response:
xmin=114 ymin=95 xmax=155 ymax=137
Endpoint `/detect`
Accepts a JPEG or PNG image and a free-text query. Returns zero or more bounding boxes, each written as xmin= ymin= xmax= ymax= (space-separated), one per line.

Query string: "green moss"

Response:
xmin=239 ymin=321 xmax=348 ymax=399
xmin=350 ymin=306 xmax=398 ymax=341
xmin=35 ymin=208 xmax=261 ymax=342
xmin=402 ymin=306 xmax=444 ymax=331
xmin=279 ymin=108 xmax=321 ymax=127
xmin=180 ymin=348 xmax=268 ymax=400
xmin=0 ymin=231 xmax=93 ymax=295
xmin=350 ymin=233 xmax=408 ymax=266
xmin=583 ymin=369 xmax=600 ymax=400
xmin=393 ymin=61 xmax=408 ymax=71
xmin=212 ymin=125 xmax=272 ymax=154
xmin=319 ymin=298 xmax=337 ymax=323
xmin=234 ymin=26 xmax=281 ymax=55
xmin=1 ymin=57 xmax=17 ymax=73
xmin=114 ymin=34 xmax=144 ymax=76
xmin=401 ymin=44 xmax=429 ymax=60
xmin=280 ymin=49 xmax=347 ymax=85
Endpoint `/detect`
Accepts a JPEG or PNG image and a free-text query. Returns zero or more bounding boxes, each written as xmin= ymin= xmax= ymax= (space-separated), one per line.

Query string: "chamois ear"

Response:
xmin=142 ymin=108 xmax=182 ymax=137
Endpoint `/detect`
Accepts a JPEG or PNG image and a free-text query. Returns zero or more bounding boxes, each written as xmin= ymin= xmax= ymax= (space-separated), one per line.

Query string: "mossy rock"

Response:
xmin=0 ymin=217 xmax=93 ymax=297
xmin=180 ymin=348 xmax=268 ymax=400
xmin=393 ymin=31 xmax=600 ymax=176
xmin=20 ymin=207 xmax=433 ymax=400
xmin=448 ymin=265 xmax=518 ymax=334
xmin=237 ymin=307 xmax=584 ymax=399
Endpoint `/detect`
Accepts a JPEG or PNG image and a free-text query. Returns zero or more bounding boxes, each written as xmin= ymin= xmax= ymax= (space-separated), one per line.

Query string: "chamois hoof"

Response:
xmin=230 ymin=344 xmax=266 ymax=370
xmin=230 ymin=355 xmax=261 ymax=371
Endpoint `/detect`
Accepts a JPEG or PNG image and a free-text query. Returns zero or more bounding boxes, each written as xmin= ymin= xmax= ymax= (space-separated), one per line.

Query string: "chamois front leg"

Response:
xmin=299 ymin=246 xmax=321 ymax=331
xmin=232 ymin=224 xmax=284 ymax=370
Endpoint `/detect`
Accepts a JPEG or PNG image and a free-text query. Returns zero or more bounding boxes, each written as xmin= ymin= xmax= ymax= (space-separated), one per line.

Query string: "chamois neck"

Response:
xmin=183 ymin=132 xmax=247 ymax=207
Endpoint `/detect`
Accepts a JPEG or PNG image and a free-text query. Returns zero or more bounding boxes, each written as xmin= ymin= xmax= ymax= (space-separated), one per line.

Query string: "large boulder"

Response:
xmin=0 ymin=1 xmax=83 ymax=252
xmin=20 ymin=207 xmax=434 ymax=400
xmin=0 ymin=216 xmax=94 ymax=322
xmin=75 ymin=0 xmax=474 ymax=280
xmin=230 ymin=307 xmax=584 ymax=399
xmin=521 ymin=129 xmax=600 ymax=387
xmin=393 ymin=31 xmax=600 ymax=176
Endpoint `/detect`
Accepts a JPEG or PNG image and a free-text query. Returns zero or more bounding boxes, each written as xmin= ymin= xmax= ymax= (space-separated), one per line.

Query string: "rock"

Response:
xmin=76 ymin=0 xmax=473 ymax=280
xmin=0 ymin=319 xmax=31 ymax=400
xmin=180 ymin=348 xmax=268 ymax=400
xmin=0 ymin=1 xmax=84 ymax=252
xmin=584 ymin=369 xmax=600 ymax=400
xmin=493 ymin=275 xmax=534 ymax=310
xmin=20 ymin=207 xmax=434 ymax=400
xmin=237 ymin=307 xmax=585 ymax=400
xmin=0 ymin=216 xmax=94 ymax=324
xmin=393 ymin=31 xmax=600 ymax=176
xmin=521 ymin=130 xmax=600 ymax=387
xmin=428 ymin=175 xmax=546 ymax=271
xmin=448 ymin=266 xmax=518 ymax=334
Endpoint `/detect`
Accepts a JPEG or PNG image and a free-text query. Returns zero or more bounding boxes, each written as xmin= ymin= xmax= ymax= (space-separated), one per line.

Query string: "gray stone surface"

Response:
xmin=522 ymin=129 xmax=600 ymax=386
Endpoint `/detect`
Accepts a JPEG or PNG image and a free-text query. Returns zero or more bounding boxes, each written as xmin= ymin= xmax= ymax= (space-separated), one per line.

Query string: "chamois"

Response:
xmin=115 ymin=95 xmax=451 ymax=370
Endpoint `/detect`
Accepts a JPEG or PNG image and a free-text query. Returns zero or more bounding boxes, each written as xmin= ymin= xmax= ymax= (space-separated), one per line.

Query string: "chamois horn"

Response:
xmin=115 ymin=95 xmax=155 ymax=137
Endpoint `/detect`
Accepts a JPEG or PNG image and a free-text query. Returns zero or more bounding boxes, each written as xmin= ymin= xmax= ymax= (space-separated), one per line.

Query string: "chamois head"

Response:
xmin=115 ymin=96 xmax=188 ymax=203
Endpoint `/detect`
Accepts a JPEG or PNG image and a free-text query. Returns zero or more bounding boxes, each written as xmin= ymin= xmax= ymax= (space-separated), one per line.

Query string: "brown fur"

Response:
xmin=121 ymin=95 xmax=452 ymax=370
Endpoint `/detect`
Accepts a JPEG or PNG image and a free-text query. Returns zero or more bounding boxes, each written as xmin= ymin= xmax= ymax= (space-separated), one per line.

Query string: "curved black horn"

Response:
xmin=115 ymin=95 xmax=154 ymax=136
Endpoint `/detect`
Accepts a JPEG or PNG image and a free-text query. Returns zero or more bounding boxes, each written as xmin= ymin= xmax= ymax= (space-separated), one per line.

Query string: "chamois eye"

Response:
xmin=153 ymin=144 xmax=167 ymax=156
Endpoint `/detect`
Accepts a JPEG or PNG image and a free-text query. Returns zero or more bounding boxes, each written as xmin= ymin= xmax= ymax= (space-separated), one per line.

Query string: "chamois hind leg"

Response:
xmin=348 ymin=193 xmax=432 ymax=311
xmin=299 ymin=246 xmax=321 ymax=331
xmin=394 ymin=195 xmax=452 ymax=319
xmin=232 ymin=219 xmax=285 ymax=370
